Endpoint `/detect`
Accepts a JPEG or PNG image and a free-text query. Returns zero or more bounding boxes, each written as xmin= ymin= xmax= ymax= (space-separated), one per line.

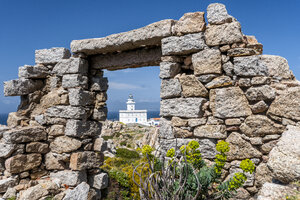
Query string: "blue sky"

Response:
xmin=0 ymin=0 xmax=299 ymax=113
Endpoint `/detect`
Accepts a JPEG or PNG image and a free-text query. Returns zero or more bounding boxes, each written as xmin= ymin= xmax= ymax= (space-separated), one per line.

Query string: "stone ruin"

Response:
xmin=1 ymin=3 xmax=300 ymax=200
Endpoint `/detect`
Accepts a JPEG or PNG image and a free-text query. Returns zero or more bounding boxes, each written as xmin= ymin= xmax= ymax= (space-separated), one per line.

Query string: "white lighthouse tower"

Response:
xmin=119 ymin=94 xmax=148 ymax=125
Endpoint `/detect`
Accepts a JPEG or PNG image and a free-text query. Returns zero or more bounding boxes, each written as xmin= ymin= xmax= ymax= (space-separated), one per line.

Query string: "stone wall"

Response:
xmin=1 ymin=3 xmax=300 ymax=200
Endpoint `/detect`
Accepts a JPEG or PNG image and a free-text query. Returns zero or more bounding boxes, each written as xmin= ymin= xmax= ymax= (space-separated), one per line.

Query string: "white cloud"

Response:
xmin=109 ymin=82 xmax=143 ymax=90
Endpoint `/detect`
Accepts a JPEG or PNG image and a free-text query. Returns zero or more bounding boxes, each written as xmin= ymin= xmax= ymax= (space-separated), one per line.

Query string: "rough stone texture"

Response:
xmin=173 ymin=127 xmax=193 ymax=138
xmin=205 ymin=22 xmax=243 ymax=46
xmin=19 ymin=65 xmax=49 ymax=79
xmin=159 ymin=62 xmax=181 ymax=79
xmin=5 ymin=154 xmax=42 ymax=173
xmin=3 ymin=126 xmax=47 ymax=143
xmin=71 ymin=19 xmax=174 ymax=55
xmin=161 ymin=33 xmax=207 ymax=55
xmin=88 ymin=173 xmax=109 ymax=190
xmin=2 ymin=187 xmax=17 ymax=199
xmin=50 ymin=170 xmax=87 ymax=187
xmin=35 ymin=47 xmax=71 ymax=64
xmin=267 ymin=87 xmax=300 ymax=121
xmin=209 ymin=87 xmax=252 ymax=118
xmin=90 ymin=47 xmax=161 ymax=70
xmin=26 ymin=142 xmax=49 ymax=154
xmin=238 ymin=78 xmax=251 ymax=88
xmin=48 ymin=124 xmax=65 ymax=136
xmin=46 ymin=105 xmax=88 ymax=120
xmin=250 ymin=101 xmax=268 ymax=114
xmin=65 ymin=120 xmax=101 ymax=138
xmin=93 ymin=137 xmax=108 ymax=152
xmin=0 ymin=177 xmax=17 ymax=193
xmin=227 ymin=48 xmax=260 ymax=57
xmin=174 ymin=12 xmax=206 ymax=35
xmin=240 ymin=115 xmax=284 ymax=137
xmin=69 ymin=88 xmax=95 ymax=106
xmin=90 ymin=77 xmax=108 ymax=92
xmin=6 ymin=112 xmax=27 ymax=127
xmin=226 ymin=132 xmax=262 ymax=161
xmin=0 ymin=142 xmax=15 ymax=158
xmin=171 ymin=117 xmax=188 ymax=127
xmin=188 ymin=118 xmax=206 ymax=128
xmin=159 ymin=118 xmax=174 ymax=139
xmin=207 ymin=3 xmax=232 ymax=25
xmin=257 ymin=183 xmax=298 ymax=200
xmin=63 ymin=182 xmax=90 ymax=200
xmin=233 ymin=55 xmax=268 ymax=77
xmin=267 ymin=126 xmax=300 ymax=183
xmin=160 ymin=97 xmax=206 ymax=118
xmin=192 ymin=48 xmax=222 ymax=75
xmin=245 ymin=85 xmax=276 ymax=101
xmin=255 ymin=163 xmax=273 ymax=188
xmin=69 ymin=151 xmax=103 ymax=170
xmin=205 ymin=76 xmax=233 ymax=89
xmin=261 ymin=55 xmax=293 ymax=79
xmin=52 ymin=57 xmax=88 ymax=75
xmin=178 ymin=74 xmax=208 ymax=97
xmin=160 ymin=79 xmax=182 ymax=99
xmin=194 ymin=125 xmax=227 ymax=139
xmin=92 ymin=107 xmax=108 ymax=121
xmin=62 ymin=74 xmax=88 ymax=89
xmin=45 ymin=152 xmax=66 ymax=170
xmin=50 ymin=136 xmax=82 ymax=154
xmin=4 ymin=79 xmax=44 ymax=96
xmin=18 ymin=184 xmax=49 ymax=200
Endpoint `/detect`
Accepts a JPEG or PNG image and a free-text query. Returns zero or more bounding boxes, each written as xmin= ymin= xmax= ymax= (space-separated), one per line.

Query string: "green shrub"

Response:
xmin=116 ymin=148 xmax=140 ymax=159
xmin=120 ymin=141 xmax=127 ymax=146
xmin=102 ymin=136 xmax=114 ymax=141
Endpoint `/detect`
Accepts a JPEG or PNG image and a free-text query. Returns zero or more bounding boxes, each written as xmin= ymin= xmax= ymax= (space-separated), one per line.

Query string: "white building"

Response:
xmin=119 ymin=94 xmax=148 ymax=125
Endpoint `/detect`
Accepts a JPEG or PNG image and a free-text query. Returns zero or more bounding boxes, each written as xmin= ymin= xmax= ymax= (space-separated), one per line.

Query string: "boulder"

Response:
xmin=192 ymin=48 xmax=222 ymax=75
xmin=50 ymin=136 xmax=82 ymax=154
xmin=178 ymin=74 xmax=208 ymax=97
xmin=46 ymin=105 xmax=89 ymax=120
xmin=5 ymin=154 xmax=42 ymax=173
xmin=69 ymin=151 xmax=104 ymax=170
xmin=194 ymin=125 xmax=227 ymax=139
xmin=267 ymin=126 xmax=300 ymax=183
xmin=245 ymin=85 xmax=276 ymax=101
xmin=209 ymin=87 xmax=252 ymax=118
xmin=18 ymin=65 xmax=49 ymax=79
xmin=3 ymin=126 xmax=47 ymax=143
xmin=65 ymin=120 xmax=101 ymax=138
xmin=161 ymin=33 xmax=207 ymax=55
xmin=4 ymin=79 xmax=43 ymax=96
xmin=63 ymin=182 xmax=90 ymax=200
xmin=174 ymin=12 xmax=206 ymax=35
xmin=257 ymin=183 xmax=298 ymax=200
xmin=88 ymin=173 xmax=109 ymax=190
xmin=50 ymin=170 xmax=87 ymax=187
xmin=52 ymin=57 xmax=88 ymax=75
xmin=160 ymin=79 xmax=182 ymax=99
xmin=233 ymin=55 xmax=268 ymax=77
xmin=62 ymin=74 xmax=88 ymax=89
xmin=261 ymin=55 xmax=293 ymax=79
xmin=159 ymin=62 xmax=181 ymax=79
xmin=0 ymin=177 xmax=17 ymax=193
xmin=206 ymin=3 xmax=232 ymax=25
xmin=35 ymin=47 xmax=71 ymax=64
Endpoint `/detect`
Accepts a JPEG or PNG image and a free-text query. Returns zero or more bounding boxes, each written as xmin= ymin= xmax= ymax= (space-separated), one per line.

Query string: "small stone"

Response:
xmin=220 ymin=45 xmax=231 ymax=52
xmin=194 ymin=125 xmax=227 ymax=139
xmin=35 ymin=47 xmax=71 ymax=65
xmin=52 ymin=57 xmax=88 ymax=75
xmin=50 ymin=170 xmax=87 ymax=187
xmin=159 ymin=118 xmax=174 ymax=139
xmin=238 ymin=78 xmax=251 ymax=87
xmin=68 ymin=88 xmax=95 ymax=106
xmin=207 ymin=3 xmax=232 ymax=25
xmin=26 ymin=142 xmax=49 ymax=154
xmin=48 ymin=76 xmax=61 ymax=89
xmin=161 ymin=56 xmax=182 ymax=63
xmin=205 ymin=22 xmax=243 ymax=46
xmin=0 ymin=177 xmax=17 ymax=193
xmin=0 ymin=142 xmax=15 ymax=158
xmin=233 ymin=55 xmax=268 ymax=77
xmin=227 ymin=48 xmax=260 ymax=57
xmin=4 ymin=79 xmax=44 ymax=96
xmin=245 ymin=85 xmax=276 ymax=101
xmin=88 ymin=173 xmax=109 ymax=190
xmin=222 ymin=61 xmax=234 ymax=76
xmin=48 ymin=125 xmax=65 ymax=136
xmin=90 ymin=77 xmax=108 ymax=92
xmin=62 ymin=74 xmax=88 ymax=89
xmin=188 ymin=118 xmax=207 ymax=127
xmin=19 ymin=65 xmax=49 ymax=79
xmin=205 ymin=76 xmax=233 ymax=89
xmin=171 ymin=117 xmax=188 ymax=127
xmin=245 ymin=35 xmax=263 ymax=54
xmin=262 ymin=134 xmax=281 ymax=143
xmin=70 ymin=151 xmax=104 ymax=170
xmin=161 ymin=33 xmax=207 ymax=55
xmin=159 ymin=62 xmax=181 ymax=79
xmin=46 ymin=105 xmax=89 ymax=120
xmin=160 ymin=79 xmax=182 ymax=99
xmin=45 ymin=152 xmax=66 ymax=170
xmin=225 ymin=118 xmax=241 ymax=126
xmin=5 ymin=154 xmax=42 ymax=173
xmin=174 ymin=12 xmax=206 ymax=35
xmin=63 ymin=182 xmax=90 ymax=200
xmin=251 ymin=77 xmax=270 ymax=85
xmin=192 ymin=48 xmax=222 ymax=75
xmin=255 ymin=163 xmax=273 ymax=188
xmin=250 ymin=101 xmax=268 ymax=114
xmin=261 ymin=55 xmax=293 ymax=79
xmin=206 ymin=116 xmax=224 ymax=125
xmin=93 ymin=137 xmax=108 ymax=152
xmin=65 ymin=120 xmax=101 ymax=138
xmin=178 ymin=74 xmax=208 ymax=97
xmin=173 ymin=127 xmax=193 ymax=138
xmin=3 ymin=126 xmax=47 ymax=144
xmin=50 ymin=136 xmax=82 ymax=154
xmin=261 ymin=140 xmax=277 ymax=154
xmin=197 ymin=74 xmax=218 ymax=83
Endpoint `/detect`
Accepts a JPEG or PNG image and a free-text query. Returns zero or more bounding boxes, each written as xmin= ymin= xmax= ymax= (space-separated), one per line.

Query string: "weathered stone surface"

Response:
xmin=267 ymin=87 xmax=300 ymax=121
xmin=210 ymin=87 xmax=252 ymax=118
xmin=192 ymin=48 xmax=222 ymax=75
xmin=205 ymin=76 xmax=233 ymax=89
xmin=65 ymin=120 xmax=101 ymax=138
xmin=5 ymin=153 xmax=42 ymax=173
xmin=0 ymin=177 xmax=17 ymax=193
xmin=188 ymin=118 xmax=207 ymax=127
xmin=227 ymin=48 xmax=260 ymax=57
xmin=0 ymin=142 xmax=15 ymax=158
xmin=255 ymin=163 xmax=273 ymax=188
xmin=52 ymin=57 xmax=88 ymax=75
xmin=171 ymin=117 xmax=188 ymax=127
xmin=261 ymin=140 xmax=277 ymax=154
xmin=46 ymin=105 xmax=88 ymax=120
xmin=63 ymin=182 xmax=90 ymax=200
xmin=50 ymin=136 xmax=82 ymax=154
xmin=70 ymin=151 xmax=103 ymax=170
xmin=173 ymin=127 xmax=193 ymax=138
xmin=160 ymin=97 xmax=206 ymax=118
xmin=48 ymin=124 xmax=65 ymax=136
xmin=90 ymin=77 xmax=108 ymax=92
xmin=2 ymin=187 xmax=17 ymax=199
xmin=92 ymin=107 xmax=108 ymax=121
xmin=178 ymin=74 xmax=208 ymax=97
xmin=225 ymin=118 xmax=241 ymax=126
xmin=18 ymin=183 xmax=50 ymax=200
xmin=233 ymin=55 xmax=268 ymax=77
xmin=226 ymin=132 xmax=262 ymax=161
xmin=19 ymin=65 xmax=49 ymax=79
xmin=174 ymin=12 xmax=206 ymax=35
xmin=88 ymin=173 xmax=108 ymax=190
xmin=250 ymin=101 xmax=268 ymax=114
xmin=267 ymin=126 xmax=300 ymax=183
xmin=228 ymin=165 xmax=254 ymax=187
xmin=69 ymin=88 xmax=94 ymax=106
xmin=26 ymin=142 xmax=49 ymax=154
xmin=240 ymin=115 xmax=284 ymax=137
xmin=50 ymin=170 xmax=87 ymax=187
xmin=3 ymin=126 xmax=47 ymax=143
xmin=159 ymin=62 xmax=181 ymax=79
xmin=45 ymin=152 xmax=66 ymax=170
xmin=4 ymin=79 xmax=43 ymax=96
xmin=71 ymin=19 xmax=174 ymax=55
xmin=245 ymin=85 xmax=275 ymax=101
xmin=93 ymin=137 xmax=108 ymax=152
xmin=159 ymin=118 xmax=174 ymax=139
xmin=62 ymin=74 xmax=88 ymax=89
xmin=222 ymin=61 xmax=234 ymax=77
xmin=261 ymin=55 xmax=293 ymax=79
xmin=238 ymin=78 xmax=251 ymax=88
xmin=194 ymin=125 xmax=227 ymax=139
xmin=91 ymin=47 xmax=161 ymax=70
xmin=161 ymin=33 xmax=207 ymax=55
xmin=257 ymin=183 xmax=298 ymax=200
xmin=197 ymin=74 xmax=218 ymax=83
xmin=160 ymin=79 xmax=182 ymax=99
xmin=205 ymin=22 xmax=243 ymax=46
xmin=35 ymin=47 xmax=71 ymax=64
xmin=207 ymin=3 xmax=232 ymax=25
xmin=251 ymin=77 xmax=270 ymax=86
xmin=7 ymin=112 xmax=27 ymax=127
